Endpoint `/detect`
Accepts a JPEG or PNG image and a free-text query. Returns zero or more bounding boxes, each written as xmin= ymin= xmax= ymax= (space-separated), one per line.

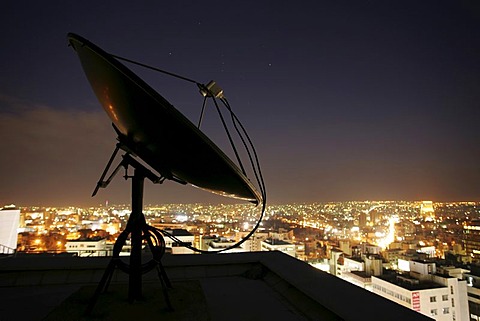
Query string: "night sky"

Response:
xmin=1 ymin=1 xmax=480 ymax=206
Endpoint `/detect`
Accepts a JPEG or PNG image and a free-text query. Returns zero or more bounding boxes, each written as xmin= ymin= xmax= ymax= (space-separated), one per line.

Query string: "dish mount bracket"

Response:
xmin=86 ymin=143 xmax=173 ymax=315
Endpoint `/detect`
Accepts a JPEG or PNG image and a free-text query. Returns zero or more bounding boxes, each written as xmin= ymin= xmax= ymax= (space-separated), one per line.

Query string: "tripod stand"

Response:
xmin=85 ymin=148 xmax=173 ymax=315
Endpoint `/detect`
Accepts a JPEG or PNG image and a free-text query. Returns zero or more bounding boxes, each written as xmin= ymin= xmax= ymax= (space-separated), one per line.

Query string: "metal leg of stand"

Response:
xmin=85 ymin=228 xmax=130 ymax=315
xmin=158 ymin=263 xmax=173 ymax=289
xmin=144 ymin=225 xmax=174 ymax=309
xmin=104 ymin=259 xmax=117 ymax=291
xmin=85 ymin=258 xmax=116 ymax=315
xmin=156 ymin=264 xmax=173 ymax=311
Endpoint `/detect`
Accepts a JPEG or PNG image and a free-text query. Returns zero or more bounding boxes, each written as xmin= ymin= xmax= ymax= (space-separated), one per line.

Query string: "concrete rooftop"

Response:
xmin=0 ymin=251 xmax=431 ymax=321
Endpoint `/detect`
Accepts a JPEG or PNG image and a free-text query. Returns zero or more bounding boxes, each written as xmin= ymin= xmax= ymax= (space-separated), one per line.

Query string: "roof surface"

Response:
xmin=0 ymin=251 xmax=431 ymax=321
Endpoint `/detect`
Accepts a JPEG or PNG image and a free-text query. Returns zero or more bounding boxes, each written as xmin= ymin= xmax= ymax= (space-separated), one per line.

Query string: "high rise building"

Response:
xmin=463 ymin=220 xmax=480 ymax=262
xmin=463 ymin=264 xmax=480 ymax=320
xmin=372 ymin=260 xmax=469 ymax=321
xmin=0 ymin=206 xmax=20 ymax=254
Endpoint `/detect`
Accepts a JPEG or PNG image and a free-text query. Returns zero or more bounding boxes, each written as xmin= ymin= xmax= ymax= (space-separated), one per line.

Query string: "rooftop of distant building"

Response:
xmin=263 ymin=238 xmax=292 ymax=246
xmin=375 ymin=272 xmax=446 ymax=291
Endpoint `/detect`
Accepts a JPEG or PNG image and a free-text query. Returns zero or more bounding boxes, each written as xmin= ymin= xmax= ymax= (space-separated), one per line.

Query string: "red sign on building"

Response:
xmin=412 ymin=292 xmax=420 ymax=311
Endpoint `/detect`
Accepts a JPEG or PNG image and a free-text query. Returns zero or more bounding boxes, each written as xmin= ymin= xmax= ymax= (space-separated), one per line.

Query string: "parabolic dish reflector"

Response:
xmin=68 ymin=33 xmax=261 ymax=204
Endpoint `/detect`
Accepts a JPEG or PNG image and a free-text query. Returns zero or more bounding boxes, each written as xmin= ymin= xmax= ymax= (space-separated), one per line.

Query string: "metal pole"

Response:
xmin=128 ymin=168 xmax=145 ymax=302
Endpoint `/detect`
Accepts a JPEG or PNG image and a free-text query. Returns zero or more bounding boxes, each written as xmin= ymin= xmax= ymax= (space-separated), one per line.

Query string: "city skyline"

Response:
xmin=1 ymin=1 xmax=480 ymax=206
xmin=14 ymin=199 xmax=480 ymax=259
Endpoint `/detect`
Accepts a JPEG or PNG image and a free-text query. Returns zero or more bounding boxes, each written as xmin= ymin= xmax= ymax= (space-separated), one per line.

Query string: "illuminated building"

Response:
xmin=65 ymin=237 xmax=108 ymax=257
xmin=463 ymin=221 xmax=480 ymax=262
xmin=420 ymin=201 xmax=435 ymax=220
xmin=358 ymin=243 xmax=382 ymax=255
xmin=372 ymin=260 xmax=469 ymax=321
xmin=199 ymin=235 xmax=217 ymax=251
xmin=329 ymin=248 xmax=344 ymax=276
xmin=294 ymin=242 xmax=306 ymax=261
xmin=417 ymin=246 xmax=436 ymax=258
xmin=261 ymin=238 xmax=296 ymax=257
xmin=365 ymin=254 xmax=383 ymax=276
xmin=163 ymin=229 xmax=194 ymax=254
xmin=343 ymin=256 xmax=365 ymax=272
xmin=0 ymin=206 xmax=20 ymax=254
xmin=208 ymin=237 xmax=244 ymax=253
xmin=343 ymin=270 xmax=373 ymax=290
xmin=463 ymin=265 xmax=480 ymax=320
xmin=337 ymin=254 xmax=383 ymax=290
xmin=339 ymin=239 xmax=352 ymax=256
xmin=235 ymin=231 xmax=269 ymax=252
xmin=268 ymin=228 xmax=294 ymax=242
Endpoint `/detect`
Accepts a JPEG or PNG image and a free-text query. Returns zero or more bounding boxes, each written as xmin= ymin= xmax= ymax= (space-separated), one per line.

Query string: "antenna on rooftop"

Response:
xmin=67 ymin=33 xmax=266 ymax=314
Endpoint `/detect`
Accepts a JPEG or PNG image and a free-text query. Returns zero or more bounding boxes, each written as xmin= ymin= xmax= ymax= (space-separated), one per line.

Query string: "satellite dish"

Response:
xmin=68 ymin=33 xmax=266 ymax=312
xmin=67 ymin=33 xmax=262 ymax=205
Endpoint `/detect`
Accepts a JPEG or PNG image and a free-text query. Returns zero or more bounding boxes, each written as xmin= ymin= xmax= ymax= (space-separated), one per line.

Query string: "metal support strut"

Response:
xmin=85 ymin=152 xmax=173 ymax=315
